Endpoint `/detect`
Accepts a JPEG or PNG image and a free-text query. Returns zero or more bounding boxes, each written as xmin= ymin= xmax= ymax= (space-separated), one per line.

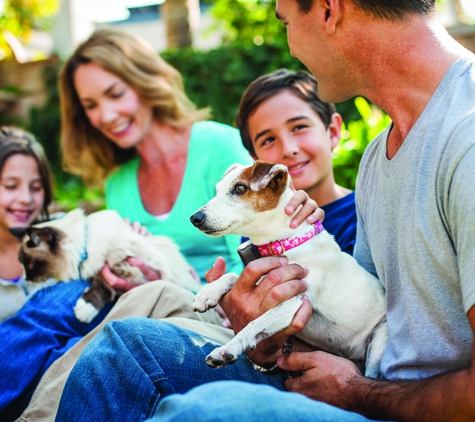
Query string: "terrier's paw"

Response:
xmin=192 ymin=288 xmax=221 ymax=313
xmin=206 ymin=347 xmax=239 ymax=368
xmin=74 ymin=298 xmax=100 ymax=323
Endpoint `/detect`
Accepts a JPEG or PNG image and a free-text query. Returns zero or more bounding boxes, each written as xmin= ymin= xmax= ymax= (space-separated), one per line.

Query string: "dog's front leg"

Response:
xmin=192 ymin=272 xmax=238 ymax=312
xmin=206 ymin=294 xmax=304 ymax=368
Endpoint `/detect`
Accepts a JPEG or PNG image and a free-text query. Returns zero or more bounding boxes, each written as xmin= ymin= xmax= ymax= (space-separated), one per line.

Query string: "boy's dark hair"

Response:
xmin=295 ymin=0 xmax=436 ymax=20
xmin=237 ymin=69 xmax=335 ymax=157
xmin=0 ymin=127 xmax=53 ymax=219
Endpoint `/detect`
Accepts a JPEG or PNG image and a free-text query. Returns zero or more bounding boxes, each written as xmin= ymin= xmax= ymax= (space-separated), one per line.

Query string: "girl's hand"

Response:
xmin=285 ymin=186 xmax=324 ymax=229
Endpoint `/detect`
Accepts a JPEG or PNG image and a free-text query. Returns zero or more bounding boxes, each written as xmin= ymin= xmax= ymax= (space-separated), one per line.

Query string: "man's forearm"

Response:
xmin=348 ymin=367 xmax=475 ymax=422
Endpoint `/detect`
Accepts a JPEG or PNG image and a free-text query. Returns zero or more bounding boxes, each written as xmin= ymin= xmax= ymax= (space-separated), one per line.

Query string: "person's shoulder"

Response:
xmin=191 ymin=121 xmax=252 ymax=164
xmin=321 ymin=192 xmax=357 ymax=255
xmin=441 ymin=101 xmax=475 ymax=161
xmin=439 ymin=57 xmax=475 ymax=122
xmin=192 ymin=121 xmax=240 ymax=146
xmin=323 ymin=191 xmax=355 ymax=213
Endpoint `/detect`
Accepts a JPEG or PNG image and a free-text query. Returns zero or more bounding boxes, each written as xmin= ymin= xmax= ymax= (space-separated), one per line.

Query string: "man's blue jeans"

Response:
xmin=0 ymin=281 xmax=111 ymax=422
xmin=55 ymin=319 xmax=289 ymax=422
xmin=152 ymin=381 xmax=373 ymax=422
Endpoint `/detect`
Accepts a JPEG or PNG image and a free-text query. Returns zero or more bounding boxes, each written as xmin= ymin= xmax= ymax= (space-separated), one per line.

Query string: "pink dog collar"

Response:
xmin=256 ymin=221 xmax=324 ymax=257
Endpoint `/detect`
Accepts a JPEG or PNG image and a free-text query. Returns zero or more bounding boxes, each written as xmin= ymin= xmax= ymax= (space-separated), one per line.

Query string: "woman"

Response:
xmin=59 ymin=28 xmax=249 ymax=280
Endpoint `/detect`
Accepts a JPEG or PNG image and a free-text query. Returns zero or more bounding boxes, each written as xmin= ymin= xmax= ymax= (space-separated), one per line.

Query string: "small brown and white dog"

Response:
xmin=190 ymin=161 xmax=388 ymax=378
xmin=11 ymin=209 xmax=199 ymax=323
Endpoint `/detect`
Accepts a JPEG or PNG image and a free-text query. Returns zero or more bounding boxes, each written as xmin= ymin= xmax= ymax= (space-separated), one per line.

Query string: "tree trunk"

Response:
xmin=161 ymin=0 xmax=200 ymax=48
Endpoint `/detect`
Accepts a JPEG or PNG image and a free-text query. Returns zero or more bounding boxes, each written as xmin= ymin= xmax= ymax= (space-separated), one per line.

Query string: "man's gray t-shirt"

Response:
xmin=354 ymin=57 xmax=475 ymax=380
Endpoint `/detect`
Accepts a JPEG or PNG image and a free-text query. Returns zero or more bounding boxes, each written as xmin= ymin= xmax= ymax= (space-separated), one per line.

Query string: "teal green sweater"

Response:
xmin=106 ymin=121 xmax=253 ymax=281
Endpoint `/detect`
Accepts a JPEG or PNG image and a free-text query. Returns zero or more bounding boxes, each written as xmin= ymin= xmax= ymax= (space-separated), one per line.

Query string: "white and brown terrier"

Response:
xmin=11 ymin=209 xmax=199 ymax=323
xmin=190 ymin=160 xmax=387 ymax=378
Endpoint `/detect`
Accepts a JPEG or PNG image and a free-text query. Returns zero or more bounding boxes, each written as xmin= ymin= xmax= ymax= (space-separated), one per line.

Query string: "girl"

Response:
xmin=0 ymin=126 xmax=55 ymax=322
xmin=0 ymin=127 xmax=117 ymax=421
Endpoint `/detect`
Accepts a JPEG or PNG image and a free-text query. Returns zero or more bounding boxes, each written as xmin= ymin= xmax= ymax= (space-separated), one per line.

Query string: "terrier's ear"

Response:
xmin=221 ymin=163 xmax=243 ymax=180
xmin=25 ymin=227 xmax=54 ymax=248
xmin=9 ymin=227 xmax=27 ymax=241
xmin=249 ymin=161 xmax=288 ymax=192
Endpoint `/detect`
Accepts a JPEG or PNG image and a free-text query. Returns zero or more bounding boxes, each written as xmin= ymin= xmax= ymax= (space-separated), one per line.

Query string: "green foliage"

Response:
xmin=333 ymin=98 xmax=391 ymax=189
xmin=162 ymin=42 xmax=303 ymax=125
xmin=28 ymin=62 xmax=104 ymax=211
xmin=207 ymin=0 xmax=287 ymax=47
xmin=162 ymin=42 xmax=361 ymax=132
xmin=28 ymin=64 xmax=61 ymax=177
xmin=163 ymin=42 xmax=384 ymax=190
xmin=0 ymin=0 xmax=59 ymax=60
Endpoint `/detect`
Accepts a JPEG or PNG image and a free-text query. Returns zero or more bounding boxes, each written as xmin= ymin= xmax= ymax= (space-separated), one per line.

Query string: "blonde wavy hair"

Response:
xmin=59 ymin=28 xmax=211 ymax=186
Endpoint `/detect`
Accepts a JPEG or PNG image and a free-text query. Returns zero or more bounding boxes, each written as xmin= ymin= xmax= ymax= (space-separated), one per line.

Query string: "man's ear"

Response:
xmin=250 ymin=161 xmax=288 ymax=192
xmin=323 ymin=0 xmax=343 ymax=35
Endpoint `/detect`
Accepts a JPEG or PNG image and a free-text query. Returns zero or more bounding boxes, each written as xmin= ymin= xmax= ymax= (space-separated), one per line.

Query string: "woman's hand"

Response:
xmin=102 ymin=220 xmax=157 ymax=290
xmin=286 ymin=187 xmax=324 ymax=229
xmin=101 ymin=257 xmax=161 ymax=291
xmin=124 ymin=218 xmax=151 ymax=236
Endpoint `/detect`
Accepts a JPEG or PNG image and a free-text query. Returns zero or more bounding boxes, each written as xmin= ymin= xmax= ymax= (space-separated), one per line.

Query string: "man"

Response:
xmin=151 ymin=0 xmax=475 ymax=420
xmin=55 ymin=1 xmax=475 ymax=421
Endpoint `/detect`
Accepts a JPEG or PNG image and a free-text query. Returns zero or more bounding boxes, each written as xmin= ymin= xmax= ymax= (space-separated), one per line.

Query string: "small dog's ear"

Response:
xmin=250 ymin=161 xmax=288 ymax=192
xmin=9 ymin=227 xmax=27 ymax=241
xmin=221 ymin=163 xmax=242 ymax=180
xmin=25 ymin=227 xmax=54 ymax=248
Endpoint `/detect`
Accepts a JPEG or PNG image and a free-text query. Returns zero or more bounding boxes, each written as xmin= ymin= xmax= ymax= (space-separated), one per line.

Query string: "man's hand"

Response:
xmin=101 ymin=257 xmax=161 ymax=291
xmin=213 ymin=256 xmax=312 ymax=366
xmin=278 ymin=351 xmax=362 ymax=410
xmin=286 ymin=187 xmax=324 ymax=229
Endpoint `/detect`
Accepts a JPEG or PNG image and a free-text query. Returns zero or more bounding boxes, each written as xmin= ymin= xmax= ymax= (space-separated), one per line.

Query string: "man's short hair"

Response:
xmin=296 ymin=0 xmax=436 ymax=20
xmin=237 ymin=69 xmax=336 ymax=157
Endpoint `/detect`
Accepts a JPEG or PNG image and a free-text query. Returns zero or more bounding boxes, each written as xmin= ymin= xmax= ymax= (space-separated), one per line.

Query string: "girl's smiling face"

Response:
xmin=0 ymin=154 xmax=44 ymax=229
xmin=248 ymin=89 xmax=342 ymax=194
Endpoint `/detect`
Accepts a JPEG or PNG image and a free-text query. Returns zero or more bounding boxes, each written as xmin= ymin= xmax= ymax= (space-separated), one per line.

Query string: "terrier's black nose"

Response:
xmin=190 ymin=212 xmax=206 ymax=228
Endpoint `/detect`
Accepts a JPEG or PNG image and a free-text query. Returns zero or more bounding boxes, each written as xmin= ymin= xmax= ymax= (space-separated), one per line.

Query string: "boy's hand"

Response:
xmin=286 ymin=185 xmax=324 ymax=229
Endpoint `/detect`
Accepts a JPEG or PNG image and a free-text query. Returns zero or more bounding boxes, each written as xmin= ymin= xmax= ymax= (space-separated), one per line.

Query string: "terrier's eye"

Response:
xmin=233 ymin=184 xmax=248 ymax=195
